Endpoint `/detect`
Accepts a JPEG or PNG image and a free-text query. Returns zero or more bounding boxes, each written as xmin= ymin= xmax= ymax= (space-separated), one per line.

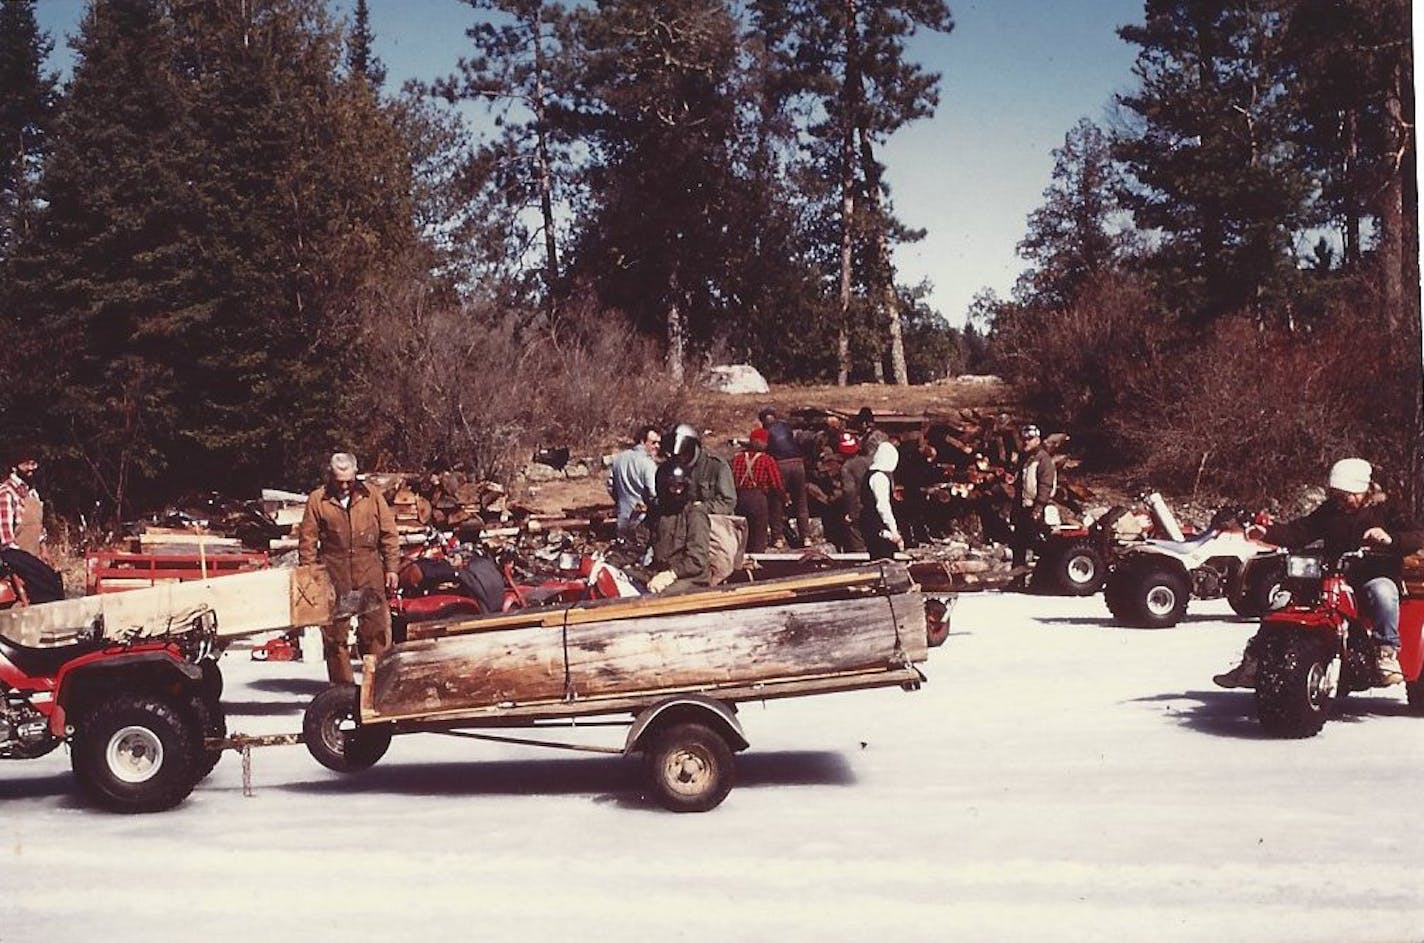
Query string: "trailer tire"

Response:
xmin=71 ymin=693 xmax=201 ymax=813
xmin=644 ymin=722 xmax=735 ymax=813
xmin=303 ymin=684 xmax=391 ymax=773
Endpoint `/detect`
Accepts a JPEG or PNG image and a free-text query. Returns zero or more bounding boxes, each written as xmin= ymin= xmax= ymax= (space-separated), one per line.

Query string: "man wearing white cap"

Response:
xmin=297 ymin=452 xmax=400 ymax=684
xmin=1010 ymin=423 xmax=1057 ymax=574
xmin=1215 ymin=458 xmax=1423 ymax=688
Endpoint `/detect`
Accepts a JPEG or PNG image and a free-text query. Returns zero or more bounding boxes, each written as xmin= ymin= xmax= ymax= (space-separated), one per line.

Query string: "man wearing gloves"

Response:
xmin=297 ymin=452 xmax=400 ymax=683
xmin=860 ymin=439 xmax=903 ymax=559
xmin=646 ymin=462 xmax=711 ymax=594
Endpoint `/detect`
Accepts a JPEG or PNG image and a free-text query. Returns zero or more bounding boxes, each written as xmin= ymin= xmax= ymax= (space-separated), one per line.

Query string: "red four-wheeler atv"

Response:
xmin=1032 ymin=499 xmax=1158 ymax=596
xmin=1103 ymin=504 xmax=1285 ymax=628
xmin=1252 ymin=549 xmax=1424 ymax=738
xmin=0 ymin=597 xmax=225 ymax=813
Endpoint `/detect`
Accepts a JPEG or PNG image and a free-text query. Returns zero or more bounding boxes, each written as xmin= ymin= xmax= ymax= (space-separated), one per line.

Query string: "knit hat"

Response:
xmin=836 ymin=432 xmax=860 ymax=456
xmin=749 ymin=428 xmax=770 ymax=445
xmin=1327 ymin=458 xmax=1371 ymax=494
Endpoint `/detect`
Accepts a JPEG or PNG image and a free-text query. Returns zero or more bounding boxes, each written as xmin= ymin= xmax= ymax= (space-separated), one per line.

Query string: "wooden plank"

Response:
xmin=369 ymin=589 xmax=926 ymax=719
xmin=406 ymin=563 xmax=913 ymax=641
xmin=0 ymin=565 xmax=335 ymax=646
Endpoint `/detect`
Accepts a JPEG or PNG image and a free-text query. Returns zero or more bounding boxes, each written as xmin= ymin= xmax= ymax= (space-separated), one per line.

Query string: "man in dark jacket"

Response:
xmin=646 ymin=463 xmax=711 ymax=594
xmin=760 ymin=407 xmax=809 ymax=547
xmin=1011 ymin=424 xmax=1057 ymax=571
xmin=1215 ymin=458 xmax=1424 ymax=688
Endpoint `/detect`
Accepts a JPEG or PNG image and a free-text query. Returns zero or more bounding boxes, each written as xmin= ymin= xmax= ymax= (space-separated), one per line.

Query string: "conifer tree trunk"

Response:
xmin=858 ymin=127 xmax=908 ymax=385
xmin=531 ymin=9 xmax=559 ymax=309
xmin=667 ymin=268 xmax=686 ymax=383
xmin=835 ymin=0 xmax=857 ymax=387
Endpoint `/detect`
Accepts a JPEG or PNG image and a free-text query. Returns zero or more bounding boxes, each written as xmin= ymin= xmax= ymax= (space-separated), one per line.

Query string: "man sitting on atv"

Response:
xmin=1215 ymin=458 xmax=1424 ymax=688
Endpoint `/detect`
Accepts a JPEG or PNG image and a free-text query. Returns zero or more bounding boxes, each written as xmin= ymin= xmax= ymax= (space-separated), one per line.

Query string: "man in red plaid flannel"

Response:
xmin=732 ymin=428 xmax=786 ymax=553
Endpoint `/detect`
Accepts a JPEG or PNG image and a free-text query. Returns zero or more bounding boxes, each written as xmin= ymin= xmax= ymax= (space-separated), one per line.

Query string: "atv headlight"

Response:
xmin=1286 ymin=555 xmax=1322 ymax=580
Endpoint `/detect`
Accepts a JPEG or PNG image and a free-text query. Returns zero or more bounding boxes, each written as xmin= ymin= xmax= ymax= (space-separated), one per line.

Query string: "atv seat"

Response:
xmin=1143 ymin=530 xmax=1221 ymax=556
xmin=0 ymin=634 xmax=107 ymax=680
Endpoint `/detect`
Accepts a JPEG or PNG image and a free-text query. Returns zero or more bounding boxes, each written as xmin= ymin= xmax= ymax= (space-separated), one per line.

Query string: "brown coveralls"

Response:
xmin=297 ymin=481 xmax=399 ymax=683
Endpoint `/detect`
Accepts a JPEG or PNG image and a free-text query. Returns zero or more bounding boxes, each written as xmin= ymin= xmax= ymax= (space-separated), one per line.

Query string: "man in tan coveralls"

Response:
xmin=297 ymin=452 xmax=400 ymax=683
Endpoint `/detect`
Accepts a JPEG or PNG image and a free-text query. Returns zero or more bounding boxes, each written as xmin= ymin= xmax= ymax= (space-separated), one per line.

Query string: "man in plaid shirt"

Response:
xmin=0 ymin=449 xmax=64 ymax=603
xmin=732 ymin=428 xmax=786 ymax=552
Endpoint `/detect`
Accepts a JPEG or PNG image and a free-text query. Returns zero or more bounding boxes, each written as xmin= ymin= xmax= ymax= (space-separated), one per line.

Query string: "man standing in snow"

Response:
xmin=1011 ymin=423 xmax=1057 ymax=572
xmin=298 ymin=452 xmax=400 ymax=684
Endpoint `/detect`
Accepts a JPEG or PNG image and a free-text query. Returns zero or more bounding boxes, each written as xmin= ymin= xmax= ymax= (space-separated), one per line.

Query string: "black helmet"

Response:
xmin=667 ymin=422 xmax=701 ymax=466
xmin=655 ymin=460 xmax=693 ymax=512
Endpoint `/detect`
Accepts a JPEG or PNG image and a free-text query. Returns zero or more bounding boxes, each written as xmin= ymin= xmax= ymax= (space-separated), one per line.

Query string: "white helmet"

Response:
xmin=1327 ymin=458 xmax=1371 ymax=494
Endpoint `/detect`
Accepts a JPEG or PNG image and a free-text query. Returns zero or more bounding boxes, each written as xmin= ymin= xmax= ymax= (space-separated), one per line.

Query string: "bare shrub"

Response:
xmin=356 ymin=285 xmax=685 ymax=481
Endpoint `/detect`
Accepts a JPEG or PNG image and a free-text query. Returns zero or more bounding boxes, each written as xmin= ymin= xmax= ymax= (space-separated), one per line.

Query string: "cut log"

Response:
xmin=367 ymin=567 xmax=926 ymax=721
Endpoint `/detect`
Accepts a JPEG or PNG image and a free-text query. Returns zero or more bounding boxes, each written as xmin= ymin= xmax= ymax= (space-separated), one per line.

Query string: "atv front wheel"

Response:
xmin=1106 ymin=558 xmax=1189 ymax=628
xmin=303 ymin=684 xmax=392 ymax=773
xmin=1229 ymin=557 xmax=1287 ymax=618
xmin=1036 ymin=540 xmax=1107 ymax=596
xmin=71 ymin=694 xmax=202 ymax=813
xmin=1255 ymin=632 xmax=1333 ymax=738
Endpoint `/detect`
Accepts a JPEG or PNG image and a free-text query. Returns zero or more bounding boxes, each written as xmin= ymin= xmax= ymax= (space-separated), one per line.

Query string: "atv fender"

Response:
xmin=52 ymin=653 xmax=202 ymax=737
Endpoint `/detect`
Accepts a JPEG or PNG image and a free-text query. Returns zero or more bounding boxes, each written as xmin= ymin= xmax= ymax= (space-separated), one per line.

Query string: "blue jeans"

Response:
xmin=1358 ymin=577 xmax=1400 ymax=648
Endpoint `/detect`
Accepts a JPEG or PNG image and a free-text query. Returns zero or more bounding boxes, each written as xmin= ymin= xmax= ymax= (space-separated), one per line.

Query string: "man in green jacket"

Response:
xmin=646 ymin=462 xmax=711 ymax=595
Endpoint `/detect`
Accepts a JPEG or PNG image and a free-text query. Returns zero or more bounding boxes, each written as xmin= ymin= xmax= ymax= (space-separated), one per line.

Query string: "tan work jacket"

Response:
xmin=296 ymin=481 xmax=400 ymax=592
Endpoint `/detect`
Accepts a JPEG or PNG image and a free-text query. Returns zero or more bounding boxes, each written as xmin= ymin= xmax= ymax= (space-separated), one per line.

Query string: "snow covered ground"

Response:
xmin=3 ymin=591 xmax=1422 ymax=943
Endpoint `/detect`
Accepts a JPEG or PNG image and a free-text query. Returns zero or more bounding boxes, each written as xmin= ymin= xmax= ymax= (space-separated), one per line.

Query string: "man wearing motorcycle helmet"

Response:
xmin=1215 ymin=458 xmax=1424 ymax=688
xmin=666 ymin=422 xmax=736 ymax=515
xmin=645 ymin=461 xmax=711 ymax=594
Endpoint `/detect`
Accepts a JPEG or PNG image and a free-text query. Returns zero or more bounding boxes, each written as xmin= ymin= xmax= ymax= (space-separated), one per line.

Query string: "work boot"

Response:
xmin=1213 ymin=655 xmax=1258 ymax=689
xmin=1376 ymin=646 xmax=1403 ymax=686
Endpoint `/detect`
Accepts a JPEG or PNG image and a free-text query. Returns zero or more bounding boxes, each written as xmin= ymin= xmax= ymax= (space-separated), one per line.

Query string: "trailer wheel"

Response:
xmin=303 ymin=684 xmax=391 ymax=773
xmin=71 ymin=694 xmax=201 ymax=813
xmin=1036 ymin=540 xmax=1107 ymax=596
xmin=1255 ymin=633 xmax=1332 ymax=738
xmin=644 ymin=722 xmax=735 ymax=813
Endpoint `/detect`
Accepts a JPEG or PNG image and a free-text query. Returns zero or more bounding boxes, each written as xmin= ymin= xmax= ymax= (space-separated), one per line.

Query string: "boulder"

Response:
xmin=704 ymin=363 xmax=769 ymax=395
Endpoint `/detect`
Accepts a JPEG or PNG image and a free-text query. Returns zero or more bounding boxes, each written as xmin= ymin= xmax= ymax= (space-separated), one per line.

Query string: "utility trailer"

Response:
xmin=301 ymin=561 xmax=949 ymax=812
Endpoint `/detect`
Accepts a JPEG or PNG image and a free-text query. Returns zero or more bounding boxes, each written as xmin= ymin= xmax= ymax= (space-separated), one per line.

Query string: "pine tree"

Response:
xmin=1114 ymin=0 xmax=1312 ymax=322
xmin=434 ymin=0 xmax=574 ymax=314
xmin=567 ymin=0 xmax=743 ymax=380
xmin=347 ymin=0 xmax=387 ymax=88
xmin=1016 ymin=118 xmax=1130 ymax=311
xmin=0 ymin=0 xmax=57 ymax=271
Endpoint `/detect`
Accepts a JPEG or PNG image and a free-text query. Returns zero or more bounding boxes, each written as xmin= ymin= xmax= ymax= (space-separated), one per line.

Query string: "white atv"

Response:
xmin=1102 ymin=498 xmax=1285 ymax=629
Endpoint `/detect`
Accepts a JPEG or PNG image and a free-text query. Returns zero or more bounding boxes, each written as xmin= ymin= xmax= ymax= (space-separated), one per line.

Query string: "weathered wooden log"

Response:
xmin=368 ymin=586 xmax=926 ymax=721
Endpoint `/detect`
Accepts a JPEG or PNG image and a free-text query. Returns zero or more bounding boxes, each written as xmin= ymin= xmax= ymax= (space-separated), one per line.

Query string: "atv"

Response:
xmin=1032 ymin=501 xmax=1157 ymax=596
xmin=0 ymin=608 xmax=224 ymax=813
xmin=1103 ymin=504 xmax=1284 ymax=628
xmin=1251 ymin=549 xmax=1424 ymax=738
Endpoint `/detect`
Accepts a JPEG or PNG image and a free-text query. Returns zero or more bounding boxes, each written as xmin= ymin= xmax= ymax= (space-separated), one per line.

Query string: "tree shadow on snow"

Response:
xmin=276 ymin=750 xmax=854 ymax=810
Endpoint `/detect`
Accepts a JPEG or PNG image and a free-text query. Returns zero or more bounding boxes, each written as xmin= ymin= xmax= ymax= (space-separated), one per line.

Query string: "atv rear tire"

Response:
xmin=187 ymin=695 xmax=227 ymax=782
xmin=1035 ymin=540 xmax=1107 ymax=596
xmin=1229 ymin=557 xmax=1287 ymax=618
xmin=303 ymin=684 xmax=391 ymax=773
xmin=1255 ymin=632 xmax=1333 ymax=738
xmin=71 ymin=694 xmax=201 ymax=813
xmin=1105 ymin=557 xmax=1189 ymax=628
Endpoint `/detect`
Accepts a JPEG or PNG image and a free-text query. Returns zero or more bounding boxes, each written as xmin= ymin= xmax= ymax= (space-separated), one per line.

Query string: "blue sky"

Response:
xmin=34 ymin=0 xmax=1146 ymax=327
